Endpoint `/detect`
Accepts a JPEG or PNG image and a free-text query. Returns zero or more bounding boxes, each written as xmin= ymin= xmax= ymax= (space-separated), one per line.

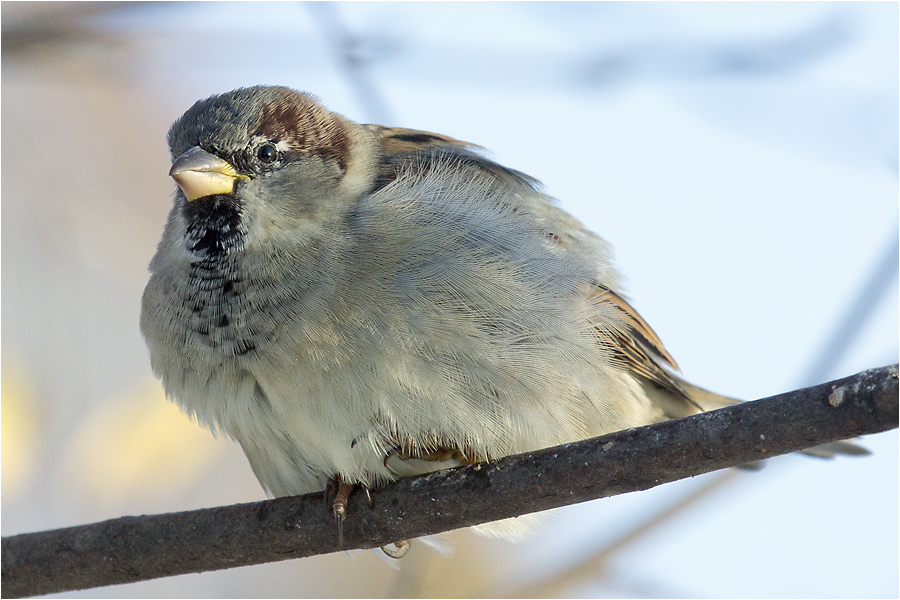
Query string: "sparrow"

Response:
xmin=141 ymin=86 xmax=860 ymax=553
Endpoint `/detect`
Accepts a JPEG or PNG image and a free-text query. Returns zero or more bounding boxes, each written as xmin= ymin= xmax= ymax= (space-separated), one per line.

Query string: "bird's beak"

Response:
xmin=169 ymin=147 xmax=248 ymax=201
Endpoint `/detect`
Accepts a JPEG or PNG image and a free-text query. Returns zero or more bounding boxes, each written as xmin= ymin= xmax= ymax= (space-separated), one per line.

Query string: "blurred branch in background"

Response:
xmin=497 ymin=469 xmax=742 ymax=599
xmin=305 ymin=1 xmax=395 ymax=125
xmin=0 ymin=2 xmax=130 ymax=54
xmin=3 ymin=364 xmax=897 ymax=598
xmin=581 ymin=11 xmax=854 ymax=87
xmin=801 ymin=228 xmax=900 ymax=387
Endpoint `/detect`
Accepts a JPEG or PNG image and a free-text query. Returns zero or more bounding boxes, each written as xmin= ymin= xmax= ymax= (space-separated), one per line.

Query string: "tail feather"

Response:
xmin=645 ymin=375 xmax=868 ymax=458
xmin=642 ymin=374 xmax=738 ymax=420
xmin=801 ymin=440 xmax=871 ymax=458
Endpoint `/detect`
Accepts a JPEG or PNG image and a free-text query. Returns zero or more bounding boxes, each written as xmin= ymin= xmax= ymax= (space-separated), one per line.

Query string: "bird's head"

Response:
xmin=165 ymin=86 xmax=376 ymax=255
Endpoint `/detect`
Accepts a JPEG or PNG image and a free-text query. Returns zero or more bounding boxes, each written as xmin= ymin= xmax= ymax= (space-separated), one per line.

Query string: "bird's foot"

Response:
xmin=326 ymin=475 xmax=356 ymax=547
xmin=327 ymin=476 xmax=399 ymax=556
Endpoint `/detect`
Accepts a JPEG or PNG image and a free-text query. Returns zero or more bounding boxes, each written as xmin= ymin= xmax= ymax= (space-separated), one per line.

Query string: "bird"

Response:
xmin=140 ymin=85 xmax=861 ymax=554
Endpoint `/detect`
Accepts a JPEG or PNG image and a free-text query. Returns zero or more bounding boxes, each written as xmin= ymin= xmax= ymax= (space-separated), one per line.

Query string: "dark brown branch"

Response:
xmin=3 ymin=364 xmax=897 ymax=598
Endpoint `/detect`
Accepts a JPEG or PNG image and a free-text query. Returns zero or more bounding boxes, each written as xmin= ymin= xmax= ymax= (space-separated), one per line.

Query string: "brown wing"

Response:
xmin=368 ymin=125 xmax=476 ymax=155
xmin=592 ymin=284 xmax=679 ymax=370
xmin=366 ymin=124 xmax=539 ymax=192
xmin=588 ymin=285 xmax=701 ymax=409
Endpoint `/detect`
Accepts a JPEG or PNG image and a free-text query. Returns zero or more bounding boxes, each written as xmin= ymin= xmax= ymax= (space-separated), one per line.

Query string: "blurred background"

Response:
xmin=2 ymin=2 xmax=897 ymax=597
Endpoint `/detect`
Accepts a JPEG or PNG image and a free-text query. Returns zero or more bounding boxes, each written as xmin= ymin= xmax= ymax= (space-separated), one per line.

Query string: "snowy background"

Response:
xmin=2 ymin=2 xmax=897 ymax=597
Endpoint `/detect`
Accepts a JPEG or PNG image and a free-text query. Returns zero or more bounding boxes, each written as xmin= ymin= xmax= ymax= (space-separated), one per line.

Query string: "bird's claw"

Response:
xmin=335 ymin=507 xmax=345 ymax=547
xmin=329 ymin=476 xmax=354 ymax=547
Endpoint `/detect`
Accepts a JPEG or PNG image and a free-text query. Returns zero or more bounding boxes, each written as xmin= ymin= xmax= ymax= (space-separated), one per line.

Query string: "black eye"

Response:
xmin=257 ymin=143 xmax=278 ymax=163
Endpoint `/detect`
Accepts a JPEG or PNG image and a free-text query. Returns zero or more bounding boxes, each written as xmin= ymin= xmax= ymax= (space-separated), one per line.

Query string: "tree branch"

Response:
xmin=3 ymin=364 xmax=897 ymax=598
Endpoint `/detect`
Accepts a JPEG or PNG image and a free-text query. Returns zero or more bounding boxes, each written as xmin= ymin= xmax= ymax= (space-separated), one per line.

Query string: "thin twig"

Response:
xmin=2 ymin=364 xmax=897 ymax=598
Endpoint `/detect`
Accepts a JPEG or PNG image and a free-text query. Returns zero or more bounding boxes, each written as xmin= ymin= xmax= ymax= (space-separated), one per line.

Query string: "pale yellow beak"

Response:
xmin=169 ymin=147 xmax=248 ymax=201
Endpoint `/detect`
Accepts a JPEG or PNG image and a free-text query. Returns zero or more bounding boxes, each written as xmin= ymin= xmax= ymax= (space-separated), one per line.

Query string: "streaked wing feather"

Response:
xmin=594 ymin=285 xmax=679 ymax=370
xmin=369 ymin=125 xmax=476 ymax=155
xmin=589 ymin=285 xmax=696 ymax=406
xmin=368 ymin=124 xmax=539 ymax=192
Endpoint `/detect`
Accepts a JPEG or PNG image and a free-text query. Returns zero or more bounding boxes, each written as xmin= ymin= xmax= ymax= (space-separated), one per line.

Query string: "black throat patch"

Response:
xmin=182 ymin=196 xmax=244 ymax=257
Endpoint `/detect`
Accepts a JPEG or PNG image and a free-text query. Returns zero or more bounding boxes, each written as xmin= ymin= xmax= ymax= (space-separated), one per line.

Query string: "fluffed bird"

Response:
xmin=141 ymin=86 xmax=863 ymax=552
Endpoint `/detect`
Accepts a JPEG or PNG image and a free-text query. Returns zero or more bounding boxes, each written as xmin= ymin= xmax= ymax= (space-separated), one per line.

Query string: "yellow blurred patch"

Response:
xmin=61 ymin=379 xmax=224 ymax=508
xmin=1 ymin=362 xmax=41 ymax=500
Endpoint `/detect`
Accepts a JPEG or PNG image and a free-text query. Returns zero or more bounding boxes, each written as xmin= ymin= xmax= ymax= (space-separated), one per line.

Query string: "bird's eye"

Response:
xmin=257 ymin=143 xmax=278 ymax=163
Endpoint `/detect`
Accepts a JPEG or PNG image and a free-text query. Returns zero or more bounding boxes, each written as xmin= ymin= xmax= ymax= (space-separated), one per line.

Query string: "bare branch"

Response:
xmin=3 ymin=364 xmax=897 ymax=598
